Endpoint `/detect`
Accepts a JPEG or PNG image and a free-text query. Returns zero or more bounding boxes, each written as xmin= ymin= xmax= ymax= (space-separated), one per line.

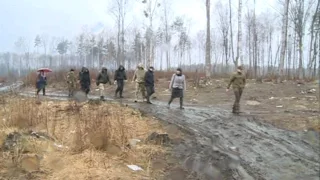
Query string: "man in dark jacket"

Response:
xmin=79 ymin=67 xmax=91 ymax=96
xmin=96 ymin=67 xmax=112 ymax=101
xmin=145 ymin=66 xmax=155 ymax=104
xmin=114 ymin=65 xmax=127 ymax=98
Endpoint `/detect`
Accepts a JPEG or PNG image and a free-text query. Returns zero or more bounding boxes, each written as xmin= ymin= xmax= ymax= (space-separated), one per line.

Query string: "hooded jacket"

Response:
xmin=96 ymin=68 xmax=111 ymax=85
xmin=114 ymin=65 xmax=127 ymax=81
xmin=79 ymin=67 xmax=91 ymax=85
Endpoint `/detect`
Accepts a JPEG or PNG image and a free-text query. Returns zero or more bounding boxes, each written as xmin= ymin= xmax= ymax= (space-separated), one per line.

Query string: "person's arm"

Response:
xmin=243 ymin=75 xmax=246 ymax=87
xmin=227 ymin=74 xmax=236 ymax=89
xmin=169 ymin=74 xmax=175 ymax=89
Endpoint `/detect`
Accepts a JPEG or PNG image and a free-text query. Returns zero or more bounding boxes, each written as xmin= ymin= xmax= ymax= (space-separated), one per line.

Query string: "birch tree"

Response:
xmin=278 ymin=0 xmax=290 ymax=82
xmin=235 ymin=0 xmax=243 ymax=67
xmin=205 ymin=0 xmax=211 ymax=77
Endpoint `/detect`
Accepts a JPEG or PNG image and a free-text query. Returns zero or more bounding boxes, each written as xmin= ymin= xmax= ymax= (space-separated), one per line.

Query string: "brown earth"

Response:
xmin=46 ymin=77 xmax=319 ymax=131
xmin=0 ymin=97 xmax=191 ymax=180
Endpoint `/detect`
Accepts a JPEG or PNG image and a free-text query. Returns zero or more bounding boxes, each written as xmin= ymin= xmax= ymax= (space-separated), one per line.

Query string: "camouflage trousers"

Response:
xmin=68 ymin=83 xmax=76 ymax=97
xmin=233 ymin=88 xmax=243 ymax=113
xmin=135 ymin=82 xmax=146 ymax=101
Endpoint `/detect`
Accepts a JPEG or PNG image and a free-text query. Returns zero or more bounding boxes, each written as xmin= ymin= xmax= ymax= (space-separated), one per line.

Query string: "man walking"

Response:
xmin=226 ymin=66 xmax=246 ymax=114
xmin=132 ymin=63 xmax=146 ymax=102
xmin=66 ymin=68 xmax=76 ymax=97
xmin=79 ymin=67 xmax=91 ymax=96
xmin=114 ymin=65 xmax=127 ymax=98
xmin=96 ymin=67 xmax=112 ymax=101
xmin=145 ymin=66 xmax=155 ymax=104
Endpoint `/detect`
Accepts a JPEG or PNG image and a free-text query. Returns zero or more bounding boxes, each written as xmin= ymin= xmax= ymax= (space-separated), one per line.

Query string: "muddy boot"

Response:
xmin=179 ymin=98 xmax=184 ymax=110
xmin=100 ymin=96 xmax=105 ymax=101
xmin=119 ymin=90 xmax=124 ymax=98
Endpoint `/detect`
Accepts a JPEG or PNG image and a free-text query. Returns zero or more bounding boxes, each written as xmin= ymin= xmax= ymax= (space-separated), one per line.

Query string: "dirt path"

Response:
xmin=17 ymin=88 xmax=320 ymax=180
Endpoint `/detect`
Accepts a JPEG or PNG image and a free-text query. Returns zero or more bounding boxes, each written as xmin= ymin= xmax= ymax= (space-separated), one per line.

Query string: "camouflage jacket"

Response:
xmin=227 ymin=72 xmax=246 ymax=89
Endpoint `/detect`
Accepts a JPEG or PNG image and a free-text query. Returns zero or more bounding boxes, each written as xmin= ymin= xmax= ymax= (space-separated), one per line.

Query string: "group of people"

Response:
xmin=36 ymin=64 xmax=246 ymax=114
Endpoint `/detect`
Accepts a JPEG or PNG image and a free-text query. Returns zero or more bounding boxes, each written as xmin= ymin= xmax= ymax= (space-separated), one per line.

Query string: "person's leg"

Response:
xmin=134 ymin=83 xmax=140 ymax=102
xmin=42 ymin=87 xmax=45 ymax=96
xmin=146 ymin=86 xmax=151 ymax=103
xmin=180 ymin=90 xmax=184 ymax=109
xmin=141 ymin=84 xmax=146 ymax=101
xmin=99 ymin=83 xmax=105 ymax=100
xmin=233 ymin=89 xmax=240 ymax=114
xmin=168 ymin=89 xmax=175 ymax=106
xmin=119 ymin=80 xmax=124 ymax=98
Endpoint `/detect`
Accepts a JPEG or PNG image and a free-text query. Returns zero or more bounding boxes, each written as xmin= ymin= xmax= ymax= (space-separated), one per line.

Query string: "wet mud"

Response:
xmin=6 ymin=89 xmax=320 ymax=179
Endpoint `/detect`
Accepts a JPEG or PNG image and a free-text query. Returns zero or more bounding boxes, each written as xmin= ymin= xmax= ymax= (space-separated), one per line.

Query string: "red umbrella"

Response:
xmin=37 ymin=68 xmax=52 ymax=73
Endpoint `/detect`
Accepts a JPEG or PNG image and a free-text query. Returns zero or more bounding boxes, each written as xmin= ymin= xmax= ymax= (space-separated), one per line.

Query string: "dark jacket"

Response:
xmin=145 ymin=70 xmax=154 ymax=87
xmin=36 ymin=74 xmax=47 ymax=89
xmin=114 ymin=65 xmax=127 ymax=81
xmin=79 ymin=67 xmax=91 ymax=85
xmin=96 ymin=68 xmax=111 ymax=85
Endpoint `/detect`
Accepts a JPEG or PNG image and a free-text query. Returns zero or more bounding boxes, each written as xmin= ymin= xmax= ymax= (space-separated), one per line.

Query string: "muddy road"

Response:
xmin=6 ymin=87 xmax=320 ymax=179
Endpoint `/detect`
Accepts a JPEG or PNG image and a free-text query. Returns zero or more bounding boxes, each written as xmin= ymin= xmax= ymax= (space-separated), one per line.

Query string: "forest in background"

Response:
xmin=0 ymin=0 xmax=319 ymax=80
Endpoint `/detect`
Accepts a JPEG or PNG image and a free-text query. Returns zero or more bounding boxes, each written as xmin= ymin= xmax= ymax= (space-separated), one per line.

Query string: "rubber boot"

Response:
xmin=100 ymin=96 xmax=105 ymax=101
xmin=180 ymin=98 xmax=184 ymax=109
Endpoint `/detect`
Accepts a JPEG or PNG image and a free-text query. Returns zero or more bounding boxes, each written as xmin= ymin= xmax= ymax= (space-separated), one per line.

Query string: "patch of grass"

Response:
xmin=0 ymin=97 xmax=169 ymax=179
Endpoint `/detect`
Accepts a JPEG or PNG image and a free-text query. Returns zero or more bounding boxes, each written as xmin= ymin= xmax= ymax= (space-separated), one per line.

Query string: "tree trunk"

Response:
xmin=229 ymin=0 xmax=235 ymax=67
xmin=278 ymin=0 xmax=290 ymax=82
xmin=205 ymin=0 xmax=211 ymax=78
xmin=236 ymin=0 xmax=243 ymax=67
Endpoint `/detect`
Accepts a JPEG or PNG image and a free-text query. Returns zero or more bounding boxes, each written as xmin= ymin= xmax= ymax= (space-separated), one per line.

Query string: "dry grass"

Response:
xmin=0 ymin=96 xmax=169 ymax=179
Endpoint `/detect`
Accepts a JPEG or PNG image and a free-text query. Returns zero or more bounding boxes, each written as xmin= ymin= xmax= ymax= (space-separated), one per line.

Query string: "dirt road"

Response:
xmin=6 ymin=87 xmax=319 ymax=179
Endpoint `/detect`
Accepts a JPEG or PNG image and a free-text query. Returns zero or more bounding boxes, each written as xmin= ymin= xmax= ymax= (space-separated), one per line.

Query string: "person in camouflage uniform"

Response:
xmin=226 ymin=66 xmax=246 ymax=114
xmin=132 ymin=63 xmax=146 ymax=102
xmin=66 ymin=68 xmax=77 ymax=97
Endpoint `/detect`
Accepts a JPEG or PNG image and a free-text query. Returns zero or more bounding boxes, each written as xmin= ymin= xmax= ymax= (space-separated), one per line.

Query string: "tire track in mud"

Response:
xmin=10 ymin=90 xmax=320 ymax=180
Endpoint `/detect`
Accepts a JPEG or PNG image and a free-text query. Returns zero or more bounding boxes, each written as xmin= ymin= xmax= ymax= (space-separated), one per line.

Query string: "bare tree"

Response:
xmin=228 ymin=0 xmax=235 ymax=66
xmin=236 ymin=0 xmax=243 ymax=67
xmin=289 ymin=0 xmax=315 ymax=79
xmin=278 ymin=0 xmax=290 ymax=82
xmin=142 ymin=0 xmax=161 ymax=67
xmin=205 ymin=0 xmax=211 ymax=78
xmin=110 ymin=0 xmax=129 ymax=66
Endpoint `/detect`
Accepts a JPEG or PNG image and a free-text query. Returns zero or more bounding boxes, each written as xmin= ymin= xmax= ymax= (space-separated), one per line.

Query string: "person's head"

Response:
xmin=119 ymin=65 xmax=125 ymax=71
xmin=70 ymin=68 xmax=74 ymax=72
xmin=149 ymin=66 xmax=154 ymax=72
xmin=176 ymin=68 xmax=182 ymax=75
xmin=237 ymin=65 xmax=243 ymax=73
xmin=137 ymin=63 xmax=143 ymax=69
xmin=40 ymin=70 xmax=44 ymax=75
xmin=102 ymin=67 xmax=107 ymax=72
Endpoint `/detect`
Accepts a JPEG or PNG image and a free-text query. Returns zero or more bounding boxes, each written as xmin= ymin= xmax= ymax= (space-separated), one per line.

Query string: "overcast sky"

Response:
xmin=0 ymin=0 xmax=277 ymax=52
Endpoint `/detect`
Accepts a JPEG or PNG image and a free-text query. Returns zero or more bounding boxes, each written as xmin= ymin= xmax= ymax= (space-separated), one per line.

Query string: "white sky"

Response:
xmin=0 ymin=0 xmax=277 ymax=52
